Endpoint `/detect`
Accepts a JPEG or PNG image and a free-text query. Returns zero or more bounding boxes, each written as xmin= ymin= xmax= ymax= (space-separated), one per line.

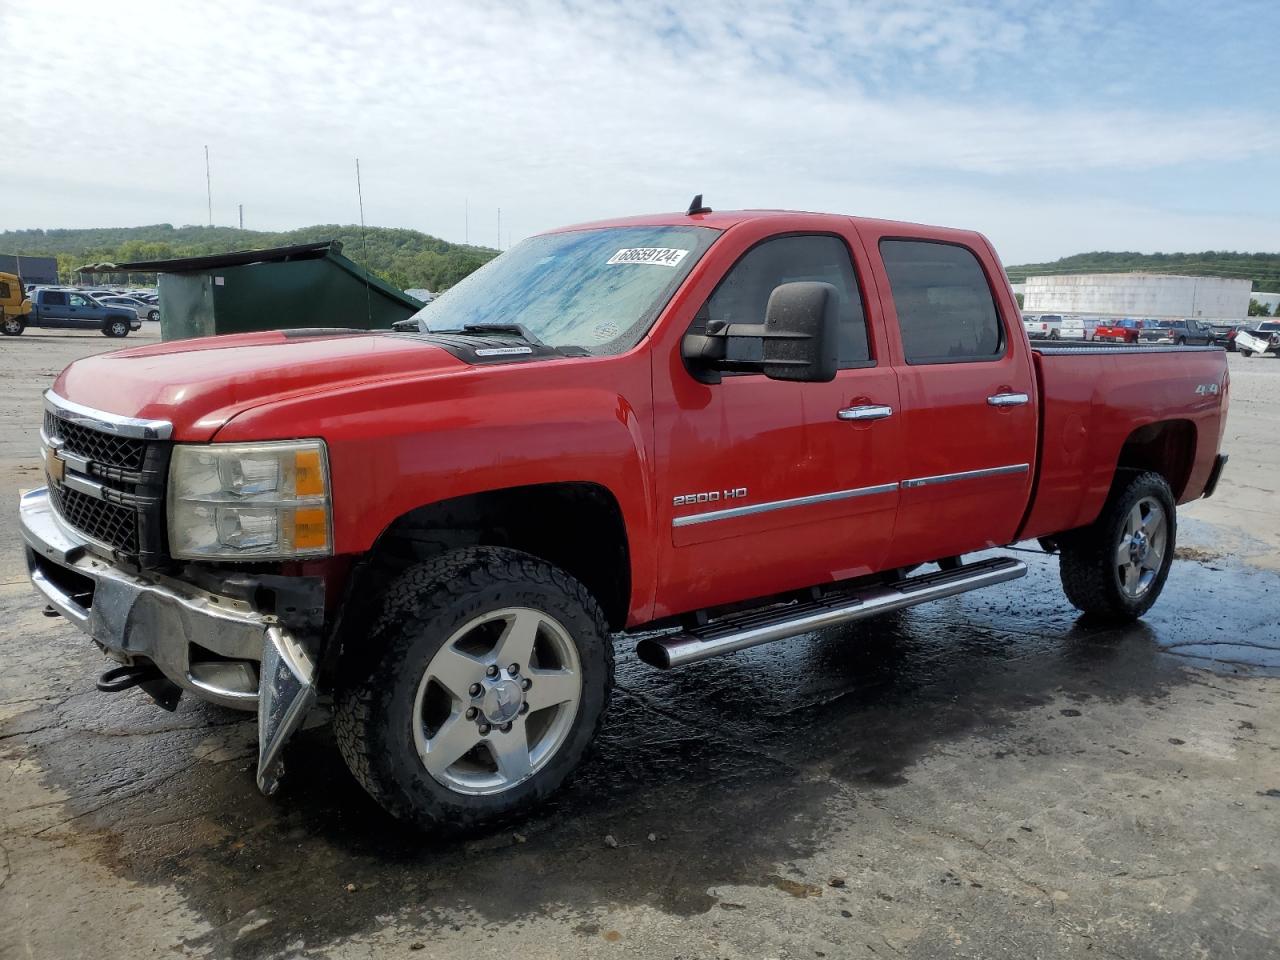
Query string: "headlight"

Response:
xmin=167 ymin=440 xmax=332 ymax=559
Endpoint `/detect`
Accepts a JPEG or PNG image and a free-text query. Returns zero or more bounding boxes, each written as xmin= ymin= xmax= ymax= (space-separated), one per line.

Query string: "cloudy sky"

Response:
xmin=3 ymin=0 xmax=1277 ymax=262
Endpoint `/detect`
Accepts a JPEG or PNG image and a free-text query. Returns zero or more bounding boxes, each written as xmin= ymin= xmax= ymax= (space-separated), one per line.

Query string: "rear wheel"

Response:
xmin=1059 ymin=471 xmax=1175 ymax=620
xmin=334 ymin=546 xmax=613 ymax=831
xmin=104 ymin=319 xmax=130 ymax=338
xmin=1241 ymin=349 xmax=1254 ymax=357
xmin=147 ymin=309 xmax=159 ymax=321
xmin=1 ymin=316 xmax=24 ymax=336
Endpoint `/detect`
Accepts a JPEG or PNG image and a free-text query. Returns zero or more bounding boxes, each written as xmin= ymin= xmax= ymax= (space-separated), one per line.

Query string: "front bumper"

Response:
xmin=20 ymin=486 xmax=317 ymax=793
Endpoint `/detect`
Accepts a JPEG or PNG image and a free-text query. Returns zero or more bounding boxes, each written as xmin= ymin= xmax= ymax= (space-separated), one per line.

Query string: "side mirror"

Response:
xmin=682 ymin=281 xmax=839 ymax=384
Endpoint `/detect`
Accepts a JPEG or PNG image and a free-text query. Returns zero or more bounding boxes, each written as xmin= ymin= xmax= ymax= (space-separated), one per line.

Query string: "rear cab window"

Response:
xmin=879 ymin=240 xmax=1004 ymax=364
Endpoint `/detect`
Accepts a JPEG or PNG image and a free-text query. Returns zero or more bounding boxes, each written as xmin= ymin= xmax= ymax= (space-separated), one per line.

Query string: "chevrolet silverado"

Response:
xmin=20 ymin=203 xmax=1230 ymax=830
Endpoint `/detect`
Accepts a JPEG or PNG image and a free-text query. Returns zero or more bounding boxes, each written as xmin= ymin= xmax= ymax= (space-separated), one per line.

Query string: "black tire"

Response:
xmin=334 ymin=546 xmax=614 ymax=831
xmin=1058 ymin=471 xmax=1176 ymax=620
xmin=1 ymin=316 xmax=24 ymax=336
xmin=1240 ymin=349 xmax=1254 ymax=357
xmin=147 ymin=310 xmax=159 ymax=321
xmin=104 ymin=319 xmax=130 ymax=338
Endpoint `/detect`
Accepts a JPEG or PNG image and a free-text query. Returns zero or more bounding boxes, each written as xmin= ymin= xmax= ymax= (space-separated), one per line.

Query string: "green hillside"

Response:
xmin=1005 ymin=251 xmax=1280 ymax=290
xmin=0 ymin=224 xmax=500 ymax=293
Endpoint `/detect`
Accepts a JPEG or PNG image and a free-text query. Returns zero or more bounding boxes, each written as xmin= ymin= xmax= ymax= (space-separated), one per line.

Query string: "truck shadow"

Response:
xmin=17 ymin=551 xmax=1278 ymax=957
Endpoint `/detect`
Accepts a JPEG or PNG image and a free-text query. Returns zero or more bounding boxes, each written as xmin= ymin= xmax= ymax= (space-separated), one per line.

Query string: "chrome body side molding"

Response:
xmin=672 ymin=482 xmax=898 ymax=528
xmin=900 ymin=463 xmax=1029 ymax=490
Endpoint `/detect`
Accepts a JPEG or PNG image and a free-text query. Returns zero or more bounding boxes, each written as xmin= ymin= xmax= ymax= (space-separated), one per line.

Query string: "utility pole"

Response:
xmin=497 ymin=207 xmax=501 ymax=251
xmin=204 ymin=145 xmax=212 ymax=226
xmin=465 ymin=198 xmax=469 ymax=244
xmin=238 ymin=204 xmax=244 ymax=230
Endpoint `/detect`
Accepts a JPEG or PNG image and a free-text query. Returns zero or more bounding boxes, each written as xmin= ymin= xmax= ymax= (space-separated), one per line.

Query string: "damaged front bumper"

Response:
xmin=20 ymin=486 xmax=318 ymax=794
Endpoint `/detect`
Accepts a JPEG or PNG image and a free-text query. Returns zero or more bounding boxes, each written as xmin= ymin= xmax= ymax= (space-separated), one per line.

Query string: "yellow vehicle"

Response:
xmin=1 ymin=272 xmax=32 ymax=336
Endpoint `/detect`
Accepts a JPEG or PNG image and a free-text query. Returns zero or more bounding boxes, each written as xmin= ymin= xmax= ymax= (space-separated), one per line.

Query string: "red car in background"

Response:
xmin=1095 ymin=318 xmax=1146 ymax=343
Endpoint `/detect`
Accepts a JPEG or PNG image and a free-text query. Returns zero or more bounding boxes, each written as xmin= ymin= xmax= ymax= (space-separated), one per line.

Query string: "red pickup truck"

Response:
xmin=21 ymin=205 xmax=1230 ymax=830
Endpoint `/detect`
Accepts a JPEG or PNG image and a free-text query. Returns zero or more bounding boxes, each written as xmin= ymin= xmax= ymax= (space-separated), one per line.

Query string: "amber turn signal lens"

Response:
xmin=292 ymin=507 xmax=329 ymax=550
xmin=294 ymin=449 xmax=325 ymax=497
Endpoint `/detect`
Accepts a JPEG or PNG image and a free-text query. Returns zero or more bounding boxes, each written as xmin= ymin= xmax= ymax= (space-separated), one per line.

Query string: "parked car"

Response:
xmin=1022 ymin=314 xmax=1062 ymax=340
xmin=1235 ymin=320 xmax=1280 ymax=357
xmin=20 ymin=206 xmax=1229 ymax=830
xmin=1207 ymin=321 xmax=1243 ymax=351
xmin=1140 ymin=319 xmax=1215 ymax=346
xmin=1095 ymin=318 xmax=1146 ymax=343
xmin=9 ymin=288 xmax=141 ymax=336
xmin=1056 ymin=315 xmax=1099 ymax=341
xmin=96 ymin=294 xmax=159 ymax=322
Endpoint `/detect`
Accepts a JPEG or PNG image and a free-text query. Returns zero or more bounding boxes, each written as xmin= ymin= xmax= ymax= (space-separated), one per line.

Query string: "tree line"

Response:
xmin=0 ymin=223 xmax=500 ymax=293
xmin=1006 ymin=250 xmax=1280 ymax=291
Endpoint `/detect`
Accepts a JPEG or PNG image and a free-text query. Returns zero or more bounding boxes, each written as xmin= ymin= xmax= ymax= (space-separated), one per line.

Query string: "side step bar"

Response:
xmin=635 ymin=556 xmax=1026 ymax=669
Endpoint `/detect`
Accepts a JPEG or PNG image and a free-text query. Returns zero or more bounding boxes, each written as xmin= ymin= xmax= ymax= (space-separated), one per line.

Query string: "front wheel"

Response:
xmin=334 ymin=547 xmax=613 ymax=831
xmin=1 ymin=316 xmax=24 ymax=336
xmin=1058 ymin=471 xmax=1175 ymax=620
xmin=104 ymin=319 xmax=130 ymax=338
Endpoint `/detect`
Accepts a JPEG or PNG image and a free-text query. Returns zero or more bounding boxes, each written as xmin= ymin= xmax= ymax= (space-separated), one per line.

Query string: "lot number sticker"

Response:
xmin=607 ymin=247 xmax=689 ymax=267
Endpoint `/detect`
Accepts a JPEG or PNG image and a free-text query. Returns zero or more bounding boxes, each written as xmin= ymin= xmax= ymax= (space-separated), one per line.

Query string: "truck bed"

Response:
xmin=1018 ymin=343 xmax=1228 ymax=542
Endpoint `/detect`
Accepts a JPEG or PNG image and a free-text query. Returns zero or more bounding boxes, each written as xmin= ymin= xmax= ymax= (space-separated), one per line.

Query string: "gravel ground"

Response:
xmin=1 ymin=331 xmax=1277 ymax=960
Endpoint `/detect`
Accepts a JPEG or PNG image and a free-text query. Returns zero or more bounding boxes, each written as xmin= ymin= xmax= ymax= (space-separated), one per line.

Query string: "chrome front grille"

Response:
xmin=48 ymin=482 xmax=140 ymax=553
xmin=41 ymin=394 xmax=173 ymax=566
xmin=44 ymin=410 xmax=148 ymax=472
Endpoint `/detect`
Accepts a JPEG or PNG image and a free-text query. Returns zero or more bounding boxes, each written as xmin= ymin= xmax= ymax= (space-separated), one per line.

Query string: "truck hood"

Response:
xmin=53 ymin=330 xmax=468 ymax=440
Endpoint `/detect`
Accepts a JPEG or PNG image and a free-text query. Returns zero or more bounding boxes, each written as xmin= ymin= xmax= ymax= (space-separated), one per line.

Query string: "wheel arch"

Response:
xmin=1114 ymin=418 xmax=1198 ymax=500
xmin=353 ymin=481 xmax=632 ymax=631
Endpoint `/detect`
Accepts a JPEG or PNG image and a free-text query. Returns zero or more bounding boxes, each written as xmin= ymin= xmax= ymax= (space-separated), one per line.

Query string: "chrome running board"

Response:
xmin=635 ymin=556 xmax=1026 ymax=669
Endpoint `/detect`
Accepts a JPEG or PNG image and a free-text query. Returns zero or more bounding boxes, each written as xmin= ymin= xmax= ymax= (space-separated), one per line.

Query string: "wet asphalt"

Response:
xmin=3 ymin=527 xmax=1277 ymax=958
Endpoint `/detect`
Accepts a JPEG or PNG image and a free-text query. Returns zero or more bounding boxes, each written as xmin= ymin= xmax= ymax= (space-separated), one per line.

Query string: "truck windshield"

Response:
xmin=412 ymin=225 xmax=719 ymax=355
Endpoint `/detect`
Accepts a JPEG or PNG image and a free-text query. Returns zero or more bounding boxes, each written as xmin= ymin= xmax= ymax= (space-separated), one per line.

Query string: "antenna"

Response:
xmin=205 ymin=145 xmax=212 ymax=226
xmin=355 ymin=158 xmax=373 ymax=328
xmin=686 ymin=194 xmax=711 ymax=216
xmin=497 ymin=207 xmax=502 ymax=251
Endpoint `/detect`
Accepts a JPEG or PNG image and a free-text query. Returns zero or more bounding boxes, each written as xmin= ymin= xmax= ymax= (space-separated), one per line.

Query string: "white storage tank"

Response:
xmin=1023 ymin=273 xmax=1252 ymax=319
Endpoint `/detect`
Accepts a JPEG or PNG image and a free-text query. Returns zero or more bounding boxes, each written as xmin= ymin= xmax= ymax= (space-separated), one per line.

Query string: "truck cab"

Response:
xmin=19 ymin=206 xmax=1229 ymax=831
xmin=0 ymin=272 xmax=32 ymax=336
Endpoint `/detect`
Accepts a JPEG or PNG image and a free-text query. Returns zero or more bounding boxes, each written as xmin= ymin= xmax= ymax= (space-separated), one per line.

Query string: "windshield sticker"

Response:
xmin=607 ymin=247 xmax=689 ymax=267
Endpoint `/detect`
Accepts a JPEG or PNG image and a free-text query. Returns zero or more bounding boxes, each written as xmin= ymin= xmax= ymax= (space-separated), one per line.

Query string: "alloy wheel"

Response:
xmin=412 ymin=607 xmax=583 ymax=795
xmin=1115 ymin=496 xmax=1168 ymax=599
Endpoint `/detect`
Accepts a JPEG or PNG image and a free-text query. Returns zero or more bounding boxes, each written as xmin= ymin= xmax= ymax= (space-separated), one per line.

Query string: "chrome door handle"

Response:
xmin=987 ymin=393 xmax=1029 ymax=407
xmin=837 ymin=404 xmax=894 ymax=421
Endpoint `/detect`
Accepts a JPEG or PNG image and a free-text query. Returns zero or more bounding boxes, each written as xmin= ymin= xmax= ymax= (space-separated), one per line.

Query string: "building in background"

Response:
xmin=79 ymin=240 xmax=424 ymax=340
xmin=1023 ymin=273 xmax=1252 ymax=319
xmin=0 ymin=254 xmax=58 ymax=286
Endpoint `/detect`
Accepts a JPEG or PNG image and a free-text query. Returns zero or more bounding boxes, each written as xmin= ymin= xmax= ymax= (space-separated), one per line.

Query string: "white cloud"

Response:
xmin=1 ymin=0 xmax=1276 ymax=261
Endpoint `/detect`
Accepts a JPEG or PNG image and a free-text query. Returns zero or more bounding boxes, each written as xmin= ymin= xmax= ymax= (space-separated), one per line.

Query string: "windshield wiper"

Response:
xmin=458 ymin=322 xmax=547 ymax=347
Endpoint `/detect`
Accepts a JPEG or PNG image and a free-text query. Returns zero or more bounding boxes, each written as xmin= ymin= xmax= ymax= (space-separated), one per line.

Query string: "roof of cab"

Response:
xmin=543 ymin=208 xmax=989 ymax=246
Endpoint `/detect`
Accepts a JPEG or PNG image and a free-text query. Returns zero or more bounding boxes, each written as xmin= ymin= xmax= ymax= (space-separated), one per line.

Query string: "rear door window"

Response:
xmin=43 ymin=291 xmax=68 ymax=307
xmin=879 ymin=240 xmax=1004 ymax=364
